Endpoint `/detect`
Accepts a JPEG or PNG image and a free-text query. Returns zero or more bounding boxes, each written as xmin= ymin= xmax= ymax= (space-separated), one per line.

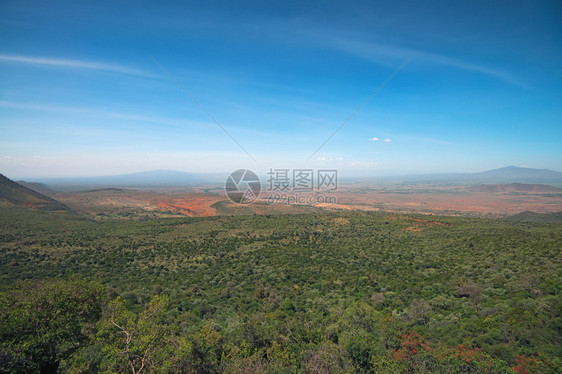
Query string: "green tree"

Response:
xmin=457 ymin=281 xmax=483 ymax=313
xmin=97 ymin=295 xmax=190 ymax=374
xmin=0 ymin=279 xmax=102 ymax=374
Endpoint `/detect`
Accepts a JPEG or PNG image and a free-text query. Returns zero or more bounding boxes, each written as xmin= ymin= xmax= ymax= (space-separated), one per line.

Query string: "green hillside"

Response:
xmin=0 ymin=174 xmax=67 ymax=211
xmin=503 ymin=211 xmax=562 ymax=223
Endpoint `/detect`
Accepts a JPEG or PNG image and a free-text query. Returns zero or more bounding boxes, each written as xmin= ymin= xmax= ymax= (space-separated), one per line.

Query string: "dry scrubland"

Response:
xmin=48 ymin=183 xmax=562 ymax=220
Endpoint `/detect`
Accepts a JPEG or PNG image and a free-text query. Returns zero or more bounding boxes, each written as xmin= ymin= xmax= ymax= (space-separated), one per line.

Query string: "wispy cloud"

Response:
xmin=0 ymin=100 xmax=208 ymax=129
xmin=331 ymin=39 xmax=524 ymax=86
xmin=383 ymin=138 xmax=392 ymax=143
xmin=0 ymin=54 xmax=155 ymax=78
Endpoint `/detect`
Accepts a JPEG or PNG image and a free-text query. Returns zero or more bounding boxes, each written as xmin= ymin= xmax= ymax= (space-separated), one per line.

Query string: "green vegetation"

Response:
xmin=503 ymin=211 xmax=562 ymax=223
xmin=0 ymin=206 xmax=560 ymax=373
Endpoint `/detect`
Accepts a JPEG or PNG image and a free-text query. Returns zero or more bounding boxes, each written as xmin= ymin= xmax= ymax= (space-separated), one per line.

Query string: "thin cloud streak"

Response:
xmin=0 ymin=100 xmax=208 ymax=129
xmin=332 ymin=39 xmax=525 ymax=87
xmin=0 ymin=54 xmax=156 ymax=78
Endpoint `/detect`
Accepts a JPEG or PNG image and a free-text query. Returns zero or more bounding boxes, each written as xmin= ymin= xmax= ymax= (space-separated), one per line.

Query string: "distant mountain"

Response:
xmin=17 ymin=180 xmax=55 ymax=195
xmin=351 ymin=166 xmax=562 ymax=185
xmin=0 ymin=174 xmax=68 ymax=211
xmin=19 ymin=166 xmax=562 ymax=189
xmin=29 ymin=170 xmax=227 ymax=189
xmin=473 ymin=166 xmax=562 ymax=181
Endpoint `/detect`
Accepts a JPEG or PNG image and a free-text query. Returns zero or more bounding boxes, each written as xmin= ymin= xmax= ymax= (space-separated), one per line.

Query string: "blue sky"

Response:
xmin=1 ymin=0 xmax=561 ymax=178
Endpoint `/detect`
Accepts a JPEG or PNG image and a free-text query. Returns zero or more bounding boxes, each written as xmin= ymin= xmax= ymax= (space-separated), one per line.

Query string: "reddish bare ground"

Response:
xmin=153 ymin=198 xmax=216 ymax=217
xmin=318 ymin=184 xmax=562 ymax=217
xmin=52 ymin=183 xmax=562 ymax=219
xmin=53 ymin=189 xmax=223 ymax=218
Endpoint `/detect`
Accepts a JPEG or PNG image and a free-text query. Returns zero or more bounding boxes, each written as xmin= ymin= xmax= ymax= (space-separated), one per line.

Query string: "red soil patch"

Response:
xmin=153 ymin=198 xmax=217 ymax=217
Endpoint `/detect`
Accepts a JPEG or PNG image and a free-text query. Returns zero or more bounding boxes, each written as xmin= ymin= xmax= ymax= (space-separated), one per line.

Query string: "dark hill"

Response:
xmin=503 ymin=211 xmax=562 ymax=223
xmin=0 ymin=174 xmax=68 ymax=211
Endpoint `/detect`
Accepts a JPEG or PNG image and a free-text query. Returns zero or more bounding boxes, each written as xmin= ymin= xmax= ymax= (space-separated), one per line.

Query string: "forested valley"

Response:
xmin=0 ymin=206 xmax=560 ymax=373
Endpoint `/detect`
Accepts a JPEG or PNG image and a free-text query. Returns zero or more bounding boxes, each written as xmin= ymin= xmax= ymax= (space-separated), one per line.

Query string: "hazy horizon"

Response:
xmin=5 ymin=165 xmax=562 ymax=184
xmin=1 ymin=1 xmax=561 ymax=178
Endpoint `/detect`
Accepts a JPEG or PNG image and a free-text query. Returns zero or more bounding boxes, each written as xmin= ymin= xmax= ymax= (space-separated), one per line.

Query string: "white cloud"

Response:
xmin=383 ymin=138 xmax=392 ymax=142
xmin=369 ymin=137 xmax=380 ymax=141
xmin=3 ymin=156 xmax=14 ymax=160
xmin=0 ymin=54 xmax=155 ymax=78
xmin=316 ymin=156 xmax=344 ymax=162
xmin=350 ymin=161 xmax=378 ymax=167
